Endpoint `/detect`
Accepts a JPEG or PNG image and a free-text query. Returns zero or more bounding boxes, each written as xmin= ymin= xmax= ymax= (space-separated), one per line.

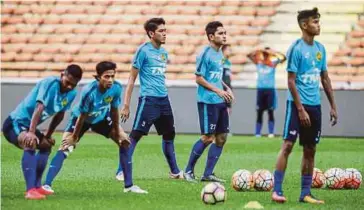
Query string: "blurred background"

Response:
xmin=1 ymin=0 xmax=364 ymax=136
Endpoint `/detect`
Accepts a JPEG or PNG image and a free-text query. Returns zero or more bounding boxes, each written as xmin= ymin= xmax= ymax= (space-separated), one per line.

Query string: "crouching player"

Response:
xmin=41 ymin=61 xmax=130 ymax=194
xmin=2 ymin=65 xmax=83 ymax=199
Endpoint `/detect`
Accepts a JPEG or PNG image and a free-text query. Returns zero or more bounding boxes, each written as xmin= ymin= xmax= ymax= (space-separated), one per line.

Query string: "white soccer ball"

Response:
xmin=344 ymin=168 xmax=362 ymax=189
xmin=312 ymin=168 xmax=326 ymax=188
xmin=231 ymin=169 xmax=254 ymax=191
xmin=324 ymin=168 xmax=346 ymax=189
xmin=201 ymin=182 xmax=226 ymax=205
xmin=253 ymin=169 xmax=274 ymax=191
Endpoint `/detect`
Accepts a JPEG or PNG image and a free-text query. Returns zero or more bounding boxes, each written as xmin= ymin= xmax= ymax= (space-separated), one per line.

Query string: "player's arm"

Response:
xmin=222 ymin=81 xmax=234 ymax=102
xmin=247 ymin=50 xmax=259 ymax=64
xmin=287 ymin=72 xmax=311 ymax=127
xmin=120 ymin=67 xmax=139 ymax=122
xmin=274 ymin=51 xmax=287 ymax=63
xmin=321 ymin=70 xmax=338 ymax=126
xmin=196 ymin=75 xmax=232 ymax=103
xmin=42 ymin=111 xmax=65 ymax=147
xmin=68 ymin=113 xmax=87 ymax=145
xmin=26 ymin=102 xmax=45 ymax=147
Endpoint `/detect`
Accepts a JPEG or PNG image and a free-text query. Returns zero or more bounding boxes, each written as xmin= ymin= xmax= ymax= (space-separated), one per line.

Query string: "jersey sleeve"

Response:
xmin=79 ymin=90 xmax=92 ymax=114
xmin=286 ymin=45 xmax=301 ymax=73
xmin=195 ymin=53 xmax=208 ymax=77
xmin=132 ymin=48 xmax=146 ymax=71
xmin=36 ymin=77 xmax=56 ymax=107
xmin=111 ymin=85 xmax=122 ymax=108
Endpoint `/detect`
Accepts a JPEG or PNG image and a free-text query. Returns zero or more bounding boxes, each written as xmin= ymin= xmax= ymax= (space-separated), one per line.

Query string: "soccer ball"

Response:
xmin=344 ymin=168 xmax=362 ymax=189
xmin=201 ymin=182 xmax=226 ymax=205
xmin=252 ymin=169 xmax=274 ymax=191
xmin=324 ymin=168 xmax=346 ymax=189
xmin=231 ymin=169 xmax=254 ymax=191
xmin=312 ymin=168 xmax=325 ymax=188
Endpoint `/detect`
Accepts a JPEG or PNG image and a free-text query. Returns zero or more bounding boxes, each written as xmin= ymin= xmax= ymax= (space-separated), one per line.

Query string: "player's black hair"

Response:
xmin=222 ymin=44 xmax=231 ymax=52
xmin=205 ymin=21 xmax=224 ymax=41
xmin=297 ymin=7 xmax=321 ymax=28
xmin=144 ymin=18 xmax=166 ymax=38
xmin=96 ymin=61 xmax=116 ymax=77
xmin=64 ymin=64 xmax=83 ymax=80
xmin=264 ymin=47 xmax=270 ymax=50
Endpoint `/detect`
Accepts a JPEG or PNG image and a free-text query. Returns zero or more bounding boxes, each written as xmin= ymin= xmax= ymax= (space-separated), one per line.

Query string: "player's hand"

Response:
xmin=24 ymin=132 xmax=39 ymax=149
xmin=226 ymin=88 xmax=235 ymax=103
xmin=64 ymin=134 xmax=78 ymax=146
xmin=111 ymin=129 xmax=130 ymax=148
xmin=217 ymin=90 xmax=233 ymax=103
xmin=298 ymin=109 xmax=311 ymax=127
xmin=330 ymin=108 xmax=338 ymax=126
xmin=120 ymin=105 xmax=130 ymax=123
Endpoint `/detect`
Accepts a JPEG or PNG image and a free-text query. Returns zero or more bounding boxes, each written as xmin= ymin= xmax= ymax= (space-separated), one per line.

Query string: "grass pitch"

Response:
xmin=2 ymin=134 xmax=364 ymax=209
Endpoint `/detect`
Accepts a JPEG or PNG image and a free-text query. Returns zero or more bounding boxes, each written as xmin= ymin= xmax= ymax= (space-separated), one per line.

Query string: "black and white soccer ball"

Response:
xmin=201 ymin=182 xmax=226 ymax=205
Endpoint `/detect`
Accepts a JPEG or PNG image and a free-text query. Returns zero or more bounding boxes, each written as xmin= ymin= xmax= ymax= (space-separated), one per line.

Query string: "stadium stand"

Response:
xmin=1 ymin=0 xmax=363 ymax=88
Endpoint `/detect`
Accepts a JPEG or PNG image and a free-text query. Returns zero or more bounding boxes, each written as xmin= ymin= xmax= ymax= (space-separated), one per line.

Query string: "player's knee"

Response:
xmin=162 ymin=130 xmax=175 ymax=140
xmin=215 ymin=134 xmax=227 ymax=147
xmin=201 ymin=135 xmax=215 ymax=145
xmin=130 ymin=130 xmax=144 ymax=142
xmin=303 ymin=145 xmax=316 ymax=158
xmin=282 ymin=141 xmax=294 ymax=156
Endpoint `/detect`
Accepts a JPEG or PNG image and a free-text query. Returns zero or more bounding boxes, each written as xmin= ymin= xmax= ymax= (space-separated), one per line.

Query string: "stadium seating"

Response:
xmin=1 ymin=0 xmax=363 ymax=88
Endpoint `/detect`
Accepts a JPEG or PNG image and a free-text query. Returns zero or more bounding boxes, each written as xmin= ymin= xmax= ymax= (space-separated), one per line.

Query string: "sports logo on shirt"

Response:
xmin=61 ymin=98 xmax=68 ymax=107
xmin=104 ymin=96 xmax=113 ymax=104
xmin=160 ymin=54 xmax=167 ymax=61
xmin=316 ymin=52 xmax=322 ymax=61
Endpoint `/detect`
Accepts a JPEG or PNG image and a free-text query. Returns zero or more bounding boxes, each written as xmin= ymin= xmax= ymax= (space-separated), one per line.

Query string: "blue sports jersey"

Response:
xmin=132 ymin=42 xmax=168 ymax=97
xmin=286 ymin=39 xmax=327 ymax=105
xmin=10 ymin=76 xmax=76 ymax=126
xmin=195 ymin=46 xmax=225 ymax=104
xmin=71 ymin=80 xmax=122 ymax=124
xmin=256 ymin=61 xmax=278 ymax=89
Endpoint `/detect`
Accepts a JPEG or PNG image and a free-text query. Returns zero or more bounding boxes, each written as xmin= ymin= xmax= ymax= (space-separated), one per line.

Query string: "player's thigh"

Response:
xmin=154 ymin=98 xmax=175 ymax=135
xmin=256 ymin=89 xmax=268 ymax=110
xmin=299 ymin=105 xmax=322 ymax=146
xmin=2 ymin=116 xmax=22 ymax=148
xmin=132 ymin=97 xmax=159 ymax=134
xmin=91 ymin=116 xmax=113 ymax=138
xmin=198 ymin=103 xmax=219 ymax=135
xmin=266 ymin=89 xmax=277 ymax=110
xmin=215 ymin=103 xmax=230 ymax=134
xmin=282 ymin=101 xmax=300 ymax=143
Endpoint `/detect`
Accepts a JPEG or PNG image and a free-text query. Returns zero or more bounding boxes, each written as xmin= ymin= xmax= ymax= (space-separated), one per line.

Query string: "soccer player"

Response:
xmin=247 ymin=47 xmax=286 ymax=138
xmin=1 ymin=65 xmax=83 ymax=200
xmin=184 ymin=21 xmax=234 ymax=183
xmin=222 ymin=44 xmax=233 ymax=115
xmin=119 ymin=18 xmax=183 ymax=194
xmin=271 ymin=8 xmax=338 ymax=204
xmin=41 ymin=61 xmax=130 ymax=194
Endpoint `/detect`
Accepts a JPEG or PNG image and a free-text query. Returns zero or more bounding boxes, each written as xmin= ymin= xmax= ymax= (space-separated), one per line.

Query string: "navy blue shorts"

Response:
xmin=64 ymin=115 xmax=112 ymax=139
xmin=198 ymin=102 xmax=229 ymax=135
xmin=256 ymin=88 xmax=277 ymax=110
xmin=2 ymin=116 xmax=44 ymax=148
xmin=132 ymin=96 xmax=175 ymax=135
xmin=282 ymin=101 xmax=322 ymax=146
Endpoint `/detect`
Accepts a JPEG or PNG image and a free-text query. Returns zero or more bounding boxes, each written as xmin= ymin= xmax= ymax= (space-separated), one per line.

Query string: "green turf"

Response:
xmin=2 ymin=134 xmax=364 ymax=209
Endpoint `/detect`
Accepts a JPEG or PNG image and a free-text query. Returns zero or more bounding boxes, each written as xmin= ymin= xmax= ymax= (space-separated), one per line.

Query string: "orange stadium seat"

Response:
xmin=199 ymin=7 xmax=218 ymax=16
xmin=1 ymin=70 xmax=20 ymax=77
xmin=22 ymin=44 xmax=41 ymax=54
xmin=328 ymin=58 xmax=345 ymax=66
xmin=40 ymin=45 xmax=61 ymax=54
xmin=50 ymin=5 xmax=68 ymax=14
xmin=47 ymin=35 xmax=66 ymax=44
xmin=219 ymin=6 xmax=239 ymax=16
xmin=334 ymin=48 xmax=352 ymax=56
xmin=66 ymin=35 xmax=86 ymax=44
xmin=23 ymin=14 xmax=44 ymax=24
xmin=115 ymin=45 xmax=136 ymax=54
xmin=86 ymin=35 xmax=105 ymax=44
xmin=193 ymin=17 xmax=214 ymax=26
xmin=177 ymin=73 xmax=195 ymax=80
xmin=185 ymin=1 xmax=204 ymax=6
xmin=1 ymin=4 xmax=15 ymax=14
xmin=352 ymin=48 xmax=364 ymax=57
xmin=1 ymin=52 xmax=16 ymax=62
xmin=79 ymin=45 xmax=97 ymax=54
xmin=10 ymin=34 xmax=32 ymax=43
xmin=33 ymin=54 xmax=53 ymax=62
xmin=30 ymin=5 xmax=51 ymax=14
xmin=350 ymin=30 xmax=364 ymax=38
xmin=239 ymin=7 xmax=257 ymax=16
xmin=28 ymin=35 xmax=48 ymax=44
xmin=7 ymin=16 xmax=24 ymax=24
xmin=1 ymin=15 xmax=10 ymax=24
xmin=187 ymin=27 xmax=205 ymax=36
xmin=161 ymin=6 xmax=180 ymax=15
xmin=90 ymin=53 xmax=111 ymax=62
xmin=2 ymin=24 xmax=17 ymax=33
xmin=43 ymin=14 xmax=61 ymax=24
xmin=13 ymin=5 xmax=31 ymax=15
xmin=261 ymin=1 xmax=281 ymax=7
xmin=73 ymin=26 xmax=93 ymax=34
xmin=97 ymin=44 xmax=118 ymax=53
xmin=2 ymin=44 xmax=23 ymax=53
xmin=110 ymin=54 xmax=133 ymax=63
xmin=141 ymin=7 xmax=161 ymax=15
xmin=85 ymin=5 xmax=106 ymax=14
xmin=256 ymin=8 xmax=276 ymax=16
xmin=80 ymin=15 xmax=101 ymax=25
xmin=346 ymin=39 xmax=362 ymax=48
xmin=241 ymin=1 xmax=260 ymax=7
xmin=53 ymin=54 xmax=73 ymax=63
xmin=60 ymin=45 xmax=80 ymax=54
xmin=179 ymin=7 xmax=200 ymax=15
xmin=347 ymin=58 xmax=364 ymax=66
xmin=250 ymin=18 xmax=270 ymax=27
xmin=14 ymin=53 xmax=33 ymax=62
xmin=36 ymin=25 xmax=56 ymax=34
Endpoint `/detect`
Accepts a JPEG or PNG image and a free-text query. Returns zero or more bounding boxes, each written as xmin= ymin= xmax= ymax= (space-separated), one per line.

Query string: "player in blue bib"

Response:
xmin=119 ymin=18 xmax=182 ymax=194
xmin=40 ymin=61 xmax=130 ymax=195
xmin=2 ymin=65 xmax=82 ymax=200
xmin=248 ymin=47 xmax=286 ymax=138
xmin=271 ymin=8 xmax=338 ymax=204
xmin=184 ymin=21 xmax=234 ymax=183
